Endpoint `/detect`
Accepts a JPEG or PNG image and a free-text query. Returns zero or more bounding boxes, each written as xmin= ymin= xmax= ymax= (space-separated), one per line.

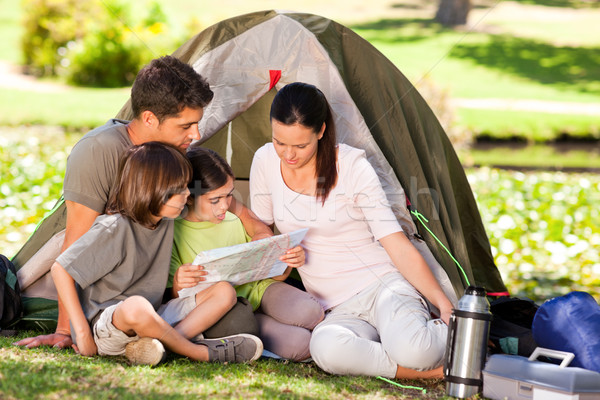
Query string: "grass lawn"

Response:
xmin=0 ymin=332 xmax=448 ymax=399
xmin=462 ymin=143 xmax=600 ymax=169
xmin=0 ymin=87 xmax=130 ymax=128
xmin=353 ymin=19 xmax=600 ymax=103
xmin=456 ymin=108 xmax=600 ymax=141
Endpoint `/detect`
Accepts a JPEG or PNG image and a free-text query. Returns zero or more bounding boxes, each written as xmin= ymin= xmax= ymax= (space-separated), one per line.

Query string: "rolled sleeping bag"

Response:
xmin=532 ymin=291 xmax=600 ymax=373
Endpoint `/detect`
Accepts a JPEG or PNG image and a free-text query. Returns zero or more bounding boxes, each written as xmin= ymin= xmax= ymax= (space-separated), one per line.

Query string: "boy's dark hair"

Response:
xmin=106 ymin=142 xmax=192 ymax=229
xmin=130 ymin=55 xmax=214 ymax=122
xmin=186 ymin=145 xmax=234 ymax=198
xmin=270 ymin=82 xmax=337 ymax=204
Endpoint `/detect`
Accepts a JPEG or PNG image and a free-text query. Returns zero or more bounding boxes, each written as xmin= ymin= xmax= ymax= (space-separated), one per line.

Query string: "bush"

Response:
xmin=20 ymin=0 xmax=93 ymax=76
xmin=64 ymin=0 xmax=139 ymax=88
xmin=21 ymin=0 xmax=177 ymax=87
xmin=65 ymin=28 xmax=142 ymax=87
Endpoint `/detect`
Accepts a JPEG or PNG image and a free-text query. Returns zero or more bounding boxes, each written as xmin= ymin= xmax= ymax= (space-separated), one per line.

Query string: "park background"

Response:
xmin=0 ymin=0 xmax=599 ymax=398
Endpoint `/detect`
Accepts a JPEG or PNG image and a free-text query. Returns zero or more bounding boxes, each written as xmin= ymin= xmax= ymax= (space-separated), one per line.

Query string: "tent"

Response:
xmin=12 ymin=10 xmax=507 ymax=329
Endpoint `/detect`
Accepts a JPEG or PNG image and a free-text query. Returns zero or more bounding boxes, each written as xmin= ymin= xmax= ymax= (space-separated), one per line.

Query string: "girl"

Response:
xmin=51 ymin=142 xmax=262 ymax=365
xmin=249 ymin=82 xmax=454 ymax=379
xmin=170 ymin=146 xmax=324 ymax=361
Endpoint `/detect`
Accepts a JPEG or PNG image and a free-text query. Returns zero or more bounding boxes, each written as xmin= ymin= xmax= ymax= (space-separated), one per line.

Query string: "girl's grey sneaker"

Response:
xmin=197 ymin=334 xmax=263 ymax=363
xmin=124 ymin=337 xmax=167 ymax=366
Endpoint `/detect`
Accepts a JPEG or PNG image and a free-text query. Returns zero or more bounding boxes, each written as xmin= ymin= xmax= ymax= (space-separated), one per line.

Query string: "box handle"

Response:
xmin=528 ymin=347 xmax=575 ymax=368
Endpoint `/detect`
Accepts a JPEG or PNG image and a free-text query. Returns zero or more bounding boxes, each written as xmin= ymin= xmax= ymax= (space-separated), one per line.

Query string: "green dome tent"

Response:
xmin=12 ymin=10 xmax=507 ymax=330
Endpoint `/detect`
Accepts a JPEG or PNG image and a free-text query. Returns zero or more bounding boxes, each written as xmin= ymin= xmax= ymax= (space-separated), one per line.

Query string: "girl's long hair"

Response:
xmin=106 ymin=142 xmax=192 ymax=229
xmin=270 ymin=82 xmax=337 ymax=204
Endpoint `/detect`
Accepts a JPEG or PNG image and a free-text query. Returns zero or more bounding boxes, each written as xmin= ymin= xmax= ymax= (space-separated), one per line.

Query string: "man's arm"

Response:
xmin=228 ymin=197 xmax=273 ymax=241
xmin=62 ymin=201 xmax=101 ymax=252
xmin=14 ymin=201 xmax=100 ymax=349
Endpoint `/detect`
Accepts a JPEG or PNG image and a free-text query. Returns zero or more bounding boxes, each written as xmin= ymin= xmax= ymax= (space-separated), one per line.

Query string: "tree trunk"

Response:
xmin=435 ymin=0 xmax=471 ymax=26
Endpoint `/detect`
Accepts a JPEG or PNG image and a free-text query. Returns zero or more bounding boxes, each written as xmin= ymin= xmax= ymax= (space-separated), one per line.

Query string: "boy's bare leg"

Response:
xmin=112 ymin=296 xmax=209 ymax=361
xmin=174 ymin=281 xmax=237 ymax=339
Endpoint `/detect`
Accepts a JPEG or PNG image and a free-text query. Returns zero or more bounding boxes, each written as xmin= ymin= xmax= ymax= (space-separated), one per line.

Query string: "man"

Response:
xmin=16 ymin=55 xmax=270 ymax=349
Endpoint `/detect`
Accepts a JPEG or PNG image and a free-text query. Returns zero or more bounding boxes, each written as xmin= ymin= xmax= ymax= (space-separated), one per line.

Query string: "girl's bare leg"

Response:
xmin=174 ymin=281 xmax=237 ymax=339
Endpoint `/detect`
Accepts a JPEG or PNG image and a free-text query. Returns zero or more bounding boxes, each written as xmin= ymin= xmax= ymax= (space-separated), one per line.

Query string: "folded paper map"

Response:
xmin=178 ymin=228 xmax=308 ymax=298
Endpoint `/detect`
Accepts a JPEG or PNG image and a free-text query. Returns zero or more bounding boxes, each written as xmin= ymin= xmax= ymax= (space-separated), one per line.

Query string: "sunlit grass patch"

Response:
xmin=0 ymin=332 xmax=448 ymax=399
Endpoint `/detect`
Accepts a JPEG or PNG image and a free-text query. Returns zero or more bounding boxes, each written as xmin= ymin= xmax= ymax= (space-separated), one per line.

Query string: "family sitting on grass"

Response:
xmin=15 ymin=56 xmax=453 ymax=380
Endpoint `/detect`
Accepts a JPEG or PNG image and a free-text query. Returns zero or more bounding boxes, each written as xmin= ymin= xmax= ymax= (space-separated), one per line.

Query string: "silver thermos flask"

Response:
xmin=444 ymin=286 xmax=492 ymax=398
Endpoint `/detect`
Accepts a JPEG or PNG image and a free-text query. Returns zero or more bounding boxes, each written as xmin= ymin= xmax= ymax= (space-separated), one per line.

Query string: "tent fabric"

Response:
xmin=118 ymin=10 xmax=505 ymax=298
xmin=13 ymin=10 xmax=506 ymax=322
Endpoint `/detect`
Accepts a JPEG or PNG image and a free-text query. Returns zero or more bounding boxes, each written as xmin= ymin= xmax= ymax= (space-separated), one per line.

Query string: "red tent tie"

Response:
xmin=269 ymin=70 xmax=281 ymax=90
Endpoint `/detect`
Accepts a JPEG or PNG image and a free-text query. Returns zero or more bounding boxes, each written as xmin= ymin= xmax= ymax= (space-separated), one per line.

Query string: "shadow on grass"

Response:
xmin=349 ymin=18 xmax=449 ymax=43
xmin=450 ymin=35 xmax=600 ymax=94
xmin=510 ymin=0 xmax=600 ymax=8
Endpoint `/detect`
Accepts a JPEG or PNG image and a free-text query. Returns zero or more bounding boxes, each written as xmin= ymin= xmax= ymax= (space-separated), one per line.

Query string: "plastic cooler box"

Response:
xmin=482 ymin=348 xmax=600 ymax=400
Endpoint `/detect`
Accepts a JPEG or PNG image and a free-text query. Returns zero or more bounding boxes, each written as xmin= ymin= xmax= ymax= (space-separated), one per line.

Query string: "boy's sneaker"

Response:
xmin=196 ymin=334 xmax=263 ymax=363
xmin=124 ymin=337 xmax=167 ymax=366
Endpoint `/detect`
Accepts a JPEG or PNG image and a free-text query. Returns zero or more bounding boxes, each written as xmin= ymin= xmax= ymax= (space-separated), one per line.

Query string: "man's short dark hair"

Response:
xmin=130 ymin=55 xmax=214 ymax=122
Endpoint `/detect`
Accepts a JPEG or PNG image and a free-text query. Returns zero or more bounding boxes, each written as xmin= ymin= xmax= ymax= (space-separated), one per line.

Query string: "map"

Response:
xmin=178 ymin=228 xmax=308 ymax=298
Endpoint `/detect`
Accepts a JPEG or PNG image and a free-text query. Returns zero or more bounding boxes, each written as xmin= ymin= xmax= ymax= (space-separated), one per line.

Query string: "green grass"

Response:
xmin=0 ymin=332 xmax=448 ymax=399
xmin=461 ymin=144 xmax=600 ymax=169
xmin=353 ymin=21 xmax=600 ymax=103
xmin=0 ymin=87 xmax=130 ymax=129
xmin=480 ymin=13 xmax=600 ymax=47
xmin=456 ymin=108 xmax=600 ymax=141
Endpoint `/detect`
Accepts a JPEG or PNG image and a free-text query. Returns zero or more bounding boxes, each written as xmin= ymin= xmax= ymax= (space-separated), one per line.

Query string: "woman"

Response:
xmin=249 ymin=82 xmax=453 ymax=379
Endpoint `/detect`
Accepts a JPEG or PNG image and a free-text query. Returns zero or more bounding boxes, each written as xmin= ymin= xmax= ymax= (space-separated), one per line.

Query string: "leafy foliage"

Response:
xmin=64 ymin=0 xmax=175 ymax=87
xmin=20 ymin=0 xmax=90 ymax=76
xmin=0 ymin=127 xmax=78 ymax=255
xmin=468 ymin=167 xmax=600 ymax=303
xmin=20 ymin=0 xmax=178 ymax=87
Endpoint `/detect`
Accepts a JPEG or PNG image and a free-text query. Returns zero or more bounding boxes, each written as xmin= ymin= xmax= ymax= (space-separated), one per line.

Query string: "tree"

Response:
xmin=435 ymin=0 xmax=471 ymax=26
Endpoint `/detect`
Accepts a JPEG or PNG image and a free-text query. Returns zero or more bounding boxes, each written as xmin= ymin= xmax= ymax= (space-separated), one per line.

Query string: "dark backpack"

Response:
xmin=489 ymin=296 xmax=539 ymax=357
xmin=0 ymin=254 xmax=23 ymax=329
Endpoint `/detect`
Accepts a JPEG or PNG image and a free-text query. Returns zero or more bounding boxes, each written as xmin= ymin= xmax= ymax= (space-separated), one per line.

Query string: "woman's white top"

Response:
xmin=250 ymin=143 xmax=408 ymax=310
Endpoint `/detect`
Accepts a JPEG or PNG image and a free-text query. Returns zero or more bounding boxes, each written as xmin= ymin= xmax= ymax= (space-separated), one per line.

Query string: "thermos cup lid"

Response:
xmin=465 ymin=286 xmax=487 ymax=297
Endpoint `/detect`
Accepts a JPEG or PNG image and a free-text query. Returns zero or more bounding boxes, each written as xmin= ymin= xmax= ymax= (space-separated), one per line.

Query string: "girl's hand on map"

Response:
xmin=279 ymin=245 xmax=305 ymax=269
xmin=174 ymin=263 xmax=207 ymax=289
